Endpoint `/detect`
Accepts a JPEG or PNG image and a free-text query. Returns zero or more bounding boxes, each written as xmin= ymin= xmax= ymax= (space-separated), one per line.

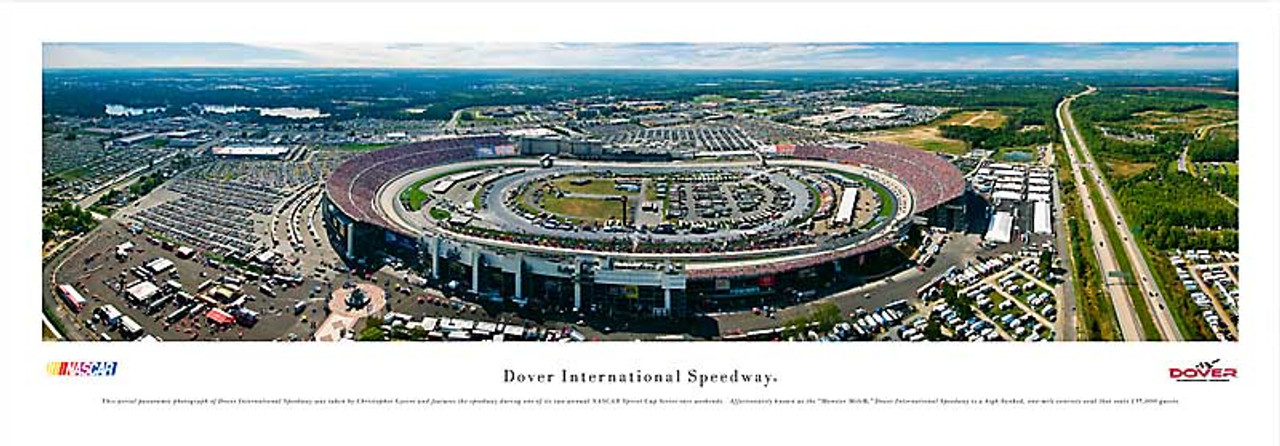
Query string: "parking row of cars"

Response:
xmin=1170 ymin=251 xmax=1240 ymax=341
xmin=377 ymin=311 xmax=582 ymax=342
xmin=933 ymin=302 xmax=1001 ymax=342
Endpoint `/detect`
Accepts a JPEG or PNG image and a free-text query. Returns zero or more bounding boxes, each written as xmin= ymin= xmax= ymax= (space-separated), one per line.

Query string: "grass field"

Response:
xmin=401 ymin=181 xmax=430 ymax=211
xmin=56 ymin=167 xmax=89 ymax=181
xmin=861 ymin=126 xmax=968 ymax=154
xmin=429 ymin=207 xmax=451 ymax=221
xmin=1207 ymin=124 xmax=1238 ymax=140
xmin=940 ymin=110 xmax=1008 ymax=129
xmin=1103 ymin=158 xmax=1158 ymax=180
xmin=693 ymin=94 xmax=734 ymax=104
xmin=399 ymin=166 xmax=489 ymax=211
xmin=554 ymin=177 xmax=626 ymax=195
xmin=1195 ymin=162 xmax=1238 ymax=176
xmin=541 ymin=195 xmax=625 ymax=222
xmin=858 ymin=109 xmax=1008 ymax=155
xmin=1128 ymin=108 xmax=1237 ymax=133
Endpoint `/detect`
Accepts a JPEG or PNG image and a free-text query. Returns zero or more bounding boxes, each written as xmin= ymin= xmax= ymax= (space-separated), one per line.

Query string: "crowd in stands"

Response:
xmin=326 ymin=135 xmax=508 ymax=230
xmin=454 ymin=225 xmax=816 ymax=255
xmin=793 ymin=141 xmax=965 ymax=212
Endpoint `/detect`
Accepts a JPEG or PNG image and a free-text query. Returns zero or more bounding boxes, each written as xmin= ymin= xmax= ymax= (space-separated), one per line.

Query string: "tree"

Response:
xmin=1038 ymin=251 xmax=1053 ymax=279
xmin=923 ymin=314 xmax=949 ymax=341
xmin=356 ymin=325 xmax=386 ymax=341
xmin=941 ymin=284 xmax=973 ymax=321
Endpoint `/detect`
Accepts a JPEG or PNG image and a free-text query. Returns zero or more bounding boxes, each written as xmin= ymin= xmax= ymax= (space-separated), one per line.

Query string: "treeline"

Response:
xmin=1080 ymin=127 xmax=1187 ymax=161
xmin=1074 ymin=89 xmax=1235 ymax=122
xmin=1145 ymin=227 xmax=1238 ymax=252
xmin=1203 ymin=170 xmax=1238 ymax=199
xmin=1116 ymin=166 xmax=1238 ymax=251
xmin=1188 ymin=131 xmax=1238 ymax=162
xmin=934 ymin=106 xmax=1054 ymax=150
xmin=857 ymin=85 xmax=1075 ymax=109
xmin=938 ymin=124 xmax=1051 ymax=151
xmin=1071 ymin=89 xmax=1235 ymax=162
xmin=43 ymin=202 xmax=96 ymax=242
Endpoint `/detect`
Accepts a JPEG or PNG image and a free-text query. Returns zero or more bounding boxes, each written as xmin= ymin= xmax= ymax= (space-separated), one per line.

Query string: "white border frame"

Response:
xmin=2 ymin=3 xmax=1276 ymax=445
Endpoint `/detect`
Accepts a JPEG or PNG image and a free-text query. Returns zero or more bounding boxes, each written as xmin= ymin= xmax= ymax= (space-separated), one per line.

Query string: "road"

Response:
xmin=1042 ymin=139 xmax=1078 ymax=340
xmin=1180 ymin=120 xmax=1239 ymax=207
xmin=1178 ymin=120 xmax=1237 ymax=176
xmin=1055 ymin=88 xmax=1143 ymax=341
xmin=1059 ymin=87 xmax=1183 ymax=341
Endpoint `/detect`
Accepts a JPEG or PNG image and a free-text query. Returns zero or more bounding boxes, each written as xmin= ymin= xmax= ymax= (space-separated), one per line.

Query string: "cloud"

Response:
xmin=42 ymin=42 xmax=1237 ymax=70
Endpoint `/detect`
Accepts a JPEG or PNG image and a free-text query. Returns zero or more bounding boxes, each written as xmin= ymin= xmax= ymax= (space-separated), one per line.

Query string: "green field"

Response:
xmin=1102 ymin=157 xmax=1157 ymax=181
xmin=1127 ymin=108 xmax=1237 ymax=133
xmin=541 ymin=195 xmax=626 ymax=222
xmin=399 ymin=167 xmax=489 ymax=211
xmin=857 ymin=109 xmax=1012 ymax=155
xmin=429 ymin=207 xmax=451 ymax=221
xmin=830 ymin=171 xmax=895 ymax=223
xmin=401 ymin=181 xmax=430 ymax=211
xmin=860 ymin=125 xmax=968 ymax=154
xmin=554 ymin=177 xmax=628 ymax=195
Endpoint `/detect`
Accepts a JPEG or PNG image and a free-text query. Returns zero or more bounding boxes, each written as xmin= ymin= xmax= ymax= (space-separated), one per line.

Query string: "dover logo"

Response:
xmin=47 ymin=361 xmax=118 ymax=377
xmin=1168 ymin=359 xmax=1236 ymax=382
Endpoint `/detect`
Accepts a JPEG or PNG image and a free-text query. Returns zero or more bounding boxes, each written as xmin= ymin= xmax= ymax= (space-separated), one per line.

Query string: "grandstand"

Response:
xmin=321 ymin=137 xmax=965 ymax=317
xmin=325 ymin=134 xmax=507 ymax=233
xmin=792 ymin=141 xmax=966 ymax=213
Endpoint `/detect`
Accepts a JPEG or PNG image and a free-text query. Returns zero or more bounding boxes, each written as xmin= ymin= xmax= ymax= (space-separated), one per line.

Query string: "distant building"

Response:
xmin=517 ymin=136 xmax=605 ymax=157
xmin=209 ymin=145 xmax=292 ymax=159
xmin=110 ymin=133 xmax=155 ymax=148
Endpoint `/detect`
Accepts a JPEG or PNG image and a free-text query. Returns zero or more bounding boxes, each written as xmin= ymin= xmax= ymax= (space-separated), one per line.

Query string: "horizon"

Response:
xmin=42 ymin=43 xmax=1238 ymax=71
xmin=41 ymin=66 xmax=1238 ymax=72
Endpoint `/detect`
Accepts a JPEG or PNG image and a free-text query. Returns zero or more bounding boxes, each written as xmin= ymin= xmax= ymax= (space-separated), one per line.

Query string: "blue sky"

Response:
xmin=42 ymin=42 xmax=1237 ymax=70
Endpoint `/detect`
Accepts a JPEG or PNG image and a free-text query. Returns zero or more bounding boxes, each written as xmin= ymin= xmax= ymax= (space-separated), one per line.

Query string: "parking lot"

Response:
xmin=49 ymin=220 xmax=318 ymax=341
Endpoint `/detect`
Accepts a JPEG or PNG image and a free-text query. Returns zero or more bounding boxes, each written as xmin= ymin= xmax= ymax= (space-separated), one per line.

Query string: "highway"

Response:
xmin=1056 ymin=88 xmax=1142 ymax=341
xmin=1058 ymin=87 xmax=1183 ymax=341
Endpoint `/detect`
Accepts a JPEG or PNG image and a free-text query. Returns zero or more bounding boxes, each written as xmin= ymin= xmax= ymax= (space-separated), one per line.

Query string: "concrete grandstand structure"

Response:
xmin=322 ymin=134 xmax=966 ymax=318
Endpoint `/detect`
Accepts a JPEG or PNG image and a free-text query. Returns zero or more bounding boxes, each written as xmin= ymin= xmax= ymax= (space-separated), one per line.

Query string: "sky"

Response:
xmin=42 ymin=42 xmax=1238 ymax=70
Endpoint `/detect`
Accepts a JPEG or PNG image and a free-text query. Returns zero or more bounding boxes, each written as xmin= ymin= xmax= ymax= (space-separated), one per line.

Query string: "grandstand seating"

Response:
xmin=326 ymin=135 xmax=507 ymax=230
xmin=793 ymin=141 xmax=965 ymax=213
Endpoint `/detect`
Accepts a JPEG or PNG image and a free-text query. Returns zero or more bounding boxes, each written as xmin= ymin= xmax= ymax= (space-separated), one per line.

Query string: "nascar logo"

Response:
xmin=47 ymin=361 xmax=118 ymax=377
